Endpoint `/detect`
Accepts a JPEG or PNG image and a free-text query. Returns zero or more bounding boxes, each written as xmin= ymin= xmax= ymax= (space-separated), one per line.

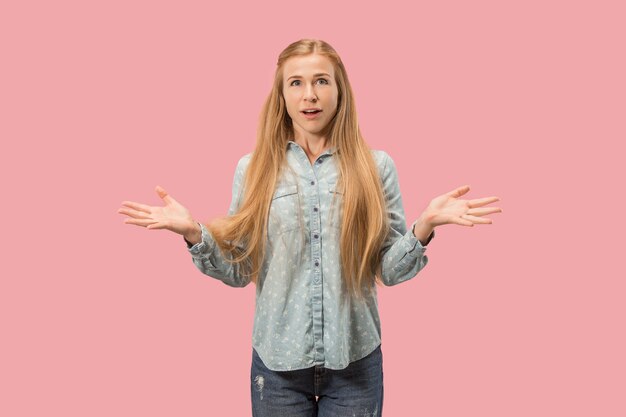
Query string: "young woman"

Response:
xmin=118 ymin=39 xmax=502 ymax=417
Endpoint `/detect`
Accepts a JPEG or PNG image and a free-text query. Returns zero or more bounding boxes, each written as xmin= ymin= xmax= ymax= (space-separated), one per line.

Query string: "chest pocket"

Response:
xmin=326 ymin=183 xmax=344 ymax=231
xmin=268 ymin=184 xmax=301 ymax=236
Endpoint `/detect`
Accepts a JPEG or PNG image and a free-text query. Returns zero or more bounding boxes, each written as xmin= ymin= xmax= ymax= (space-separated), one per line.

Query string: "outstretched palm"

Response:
xmin=117 ymin=185 xmax=195 ymax=236
xmin=424 ymin=185 xmax=502 ymax=228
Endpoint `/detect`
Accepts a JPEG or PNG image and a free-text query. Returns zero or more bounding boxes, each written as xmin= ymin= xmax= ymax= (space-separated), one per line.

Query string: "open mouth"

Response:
xmin=302 ymin=110 xmax=322 ymax=118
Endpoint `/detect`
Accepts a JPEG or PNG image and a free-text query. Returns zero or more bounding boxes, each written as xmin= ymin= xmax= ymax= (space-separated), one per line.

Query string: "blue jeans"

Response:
xmin=250 ymin=344 xmax=384 ymax=417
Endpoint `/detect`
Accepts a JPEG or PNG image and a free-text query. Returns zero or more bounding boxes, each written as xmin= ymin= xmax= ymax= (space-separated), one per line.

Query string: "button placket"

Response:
xmin=309 ymin=169 xmax=325 ymax=364
xmin=309 ymin=173 xmax=322 ymax=284
xmin=286 ymin=141 xmax=335 ymax=366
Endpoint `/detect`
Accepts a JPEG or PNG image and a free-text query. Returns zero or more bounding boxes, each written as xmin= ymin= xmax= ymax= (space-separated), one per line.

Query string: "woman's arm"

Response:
xmin=377 ymin=151 xmax=434 ymax=286
xmin=185 ymin=221 xmax=251 ymax=288
xmin=377 ymin=151 xmax=503 ymax=286
xmin=412 ymin=212 xmax=435 ymax=247
xmin=184 ymin=154 xmax=252 ymax=288
xmin=183 ymin=222 xmax=202 ymax=246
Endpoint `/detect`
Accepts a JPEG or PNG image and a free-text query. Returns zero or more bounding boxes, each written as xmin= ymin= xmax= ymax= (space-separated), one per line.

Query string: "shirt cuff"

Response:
xmin=185 ymin=223 xmax=215 ymax=256
xmin=407 ymin=220 xmax=435 ymax=251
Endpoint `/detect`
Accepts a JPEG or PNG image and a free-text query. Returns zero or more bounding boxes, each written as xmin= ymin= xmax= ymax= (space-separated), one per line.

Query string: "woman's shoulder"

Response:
xmin=370 ymin=149 xmax=389 ymax=162
xmin=370 ymin=149 xmax=403 ymax=185
xmin=370 ymin=149 xmax=393 ymax=172
xmin=235 ymin=152 xmax=253 ymax=173
xmin=239 ymin=152 xmax=253 ymax=164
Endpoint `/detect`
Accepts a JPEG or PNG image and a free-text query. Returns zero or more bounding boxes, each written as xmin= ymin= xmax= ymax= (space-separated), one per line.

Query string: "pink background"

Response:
xmin=2 ymin=0 xmax=624 ymax=415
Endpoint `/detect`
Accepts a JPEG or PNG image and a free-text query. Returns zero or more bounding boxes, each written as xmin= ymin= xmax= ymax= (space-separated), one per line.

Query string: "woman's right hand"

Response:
xmin=117 ymin=185 xmax=199 ymax=239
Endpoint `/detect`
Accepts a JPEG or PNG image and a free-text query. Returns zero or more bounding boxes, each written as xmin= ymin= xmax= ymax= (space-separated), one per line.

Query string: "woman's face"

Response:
xmin=282 ymin=54 xmax=339 ymax=141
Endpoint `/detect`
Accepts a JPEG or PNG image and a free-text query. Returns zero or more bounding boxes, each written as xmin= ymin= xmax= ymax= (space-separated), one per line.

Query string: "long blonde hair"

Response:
xmin=206 ymin=39 xmax=390 ymax=301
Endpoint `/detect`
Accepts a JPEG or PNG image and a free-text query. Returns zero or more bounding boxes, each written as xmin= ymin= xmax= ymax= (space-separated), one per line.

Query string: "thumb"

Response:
xmin=155 ymin=185 xmax=177 ymax=205
xmin=447 ymin=185 xmax=470 ymax=198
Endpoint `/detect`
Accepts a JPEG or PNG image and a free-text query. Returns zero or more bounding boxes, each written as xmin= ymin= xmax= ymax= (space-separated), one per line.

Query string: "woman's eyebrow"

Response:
xmin=287 ymin=73 xmax=331 ymax=81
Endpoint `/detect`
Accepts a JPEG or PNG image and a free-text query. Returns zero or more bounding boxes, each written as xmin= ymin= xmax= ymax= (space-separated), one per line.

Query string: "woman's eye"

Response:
xmin=290 ymin=79 xmax=329 ymax=86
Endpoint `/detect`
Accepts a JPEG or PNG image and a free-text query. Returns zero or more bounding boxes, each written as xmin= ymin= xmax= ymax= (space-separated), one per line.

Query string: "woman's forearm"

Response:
xmin=183 ymin=221 xmax=202 ymax=245
xmin=412 ymin=212 xmax=435 ymax=246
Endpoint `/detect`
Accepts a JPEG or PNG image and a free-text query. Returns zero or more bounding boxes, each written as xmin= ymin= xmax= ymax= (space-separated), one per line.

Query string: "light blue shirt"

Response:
xmin=186 ymin=140 xmax=434 ymax=371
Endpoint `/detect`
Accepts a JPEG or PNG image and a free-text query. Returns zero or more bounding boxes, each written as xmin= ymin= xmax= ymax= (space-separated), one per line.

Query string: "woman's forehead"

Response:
xmin=283 ymin=54 xmax=335 ymax=78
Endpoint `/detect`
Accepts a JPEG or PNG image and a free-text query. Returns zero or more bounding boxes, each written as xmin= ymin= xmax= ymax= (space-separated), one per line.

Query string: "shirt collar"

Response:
xmin=287 ymin=140 xmax=337 ymax=156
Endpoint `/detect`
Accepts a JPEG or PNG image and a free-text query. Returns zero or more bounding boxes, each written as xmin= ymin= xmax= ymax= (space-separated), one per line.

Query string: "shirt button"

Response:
xmin=310 ymin=180 xmax=315 ymax=185
xmin=313 ymin=207 xmax=318 ymax=212
xmin=317 ymin=159 xmax=323 ymax=164
xmin=314 ymin=261 xmax=319 ymax=267
xmin=314 ymin=234 xmax=319 ymax=239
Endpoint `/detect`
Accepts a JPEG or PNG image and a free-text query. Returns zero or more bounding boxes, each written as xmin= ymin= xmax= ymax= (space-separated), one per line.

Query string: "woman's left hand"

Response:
xmin=422 ymin=185 xmax=502 ymax=228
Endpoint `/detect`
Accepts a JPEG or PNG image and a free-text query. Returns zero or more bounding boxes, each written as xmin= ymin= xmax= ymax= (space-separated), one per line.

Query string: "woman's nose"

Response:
xmin=304 ymin=86 xmax=318 ymax=101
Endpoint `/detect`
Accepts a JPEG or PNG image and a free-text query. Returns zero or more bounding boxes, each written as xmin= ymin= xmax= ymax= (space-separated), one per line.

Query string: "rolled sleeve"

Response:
xmin=187 ymin=223 xmax=217 ymax=258
xmin=378 ymin=152 xmax=433 ymax=286
xmin=184 ymin=155 xmax=252 ymax=288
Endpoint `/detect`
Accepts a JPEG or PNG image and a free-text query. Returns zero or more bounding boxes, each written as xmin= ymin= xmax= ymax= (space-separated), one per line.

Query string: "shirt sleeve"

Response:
xmin=378 ymin=151 xmax=434 ymax=286
xmin=184 ymin=154 xmax=251 ymax=288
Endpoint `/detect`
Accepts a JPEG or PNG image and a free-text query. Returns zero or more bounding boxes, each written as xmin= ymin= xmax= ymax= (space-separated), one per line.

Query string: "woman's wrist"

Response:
xmin=412 ymin=212 xmax=435 ymax=246
xmin=183 ymin=221 xmax=202 ymax=245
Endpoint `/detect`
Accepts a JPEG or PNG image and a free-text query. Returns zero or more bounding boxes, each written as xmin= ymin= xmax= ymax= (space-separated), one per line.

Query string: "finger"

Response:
xmin=124 ymin=218 xmax=159 ymax=227
xmin=462 ymin=214 xmax=492 ymax=224
xmin=468 ymin=196 xmax=500 ymax=208
xmin=446 ymin=185 xmax=470 ymax=198
xmin=449 ymin=216 xmax=474 ymax=227
xmin=155 ymin=185 xmax=180 ymax=206
xmin=466 ymin=207 xmax=503 ymax=217
xmin=120 ymin=200 xmax=152 ymax=214
xmin=117 ymin=207 xmax=152 ymax=220
xmin=146 ymin=222 xmax=168 ymax=230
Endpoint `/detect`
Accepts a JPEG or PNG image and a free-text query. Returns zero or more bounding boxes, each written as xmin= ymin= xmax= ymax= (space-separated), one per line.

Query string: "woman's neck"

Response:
xmin=294 ymin=136 xmax=329 ymax=160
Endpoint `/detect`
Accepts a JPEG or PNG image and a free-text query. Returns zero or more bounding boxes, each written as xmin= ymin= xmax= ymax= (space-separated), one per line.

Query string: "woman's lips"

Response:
xmin=301 ymin=110 xmax=322 ymax=119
